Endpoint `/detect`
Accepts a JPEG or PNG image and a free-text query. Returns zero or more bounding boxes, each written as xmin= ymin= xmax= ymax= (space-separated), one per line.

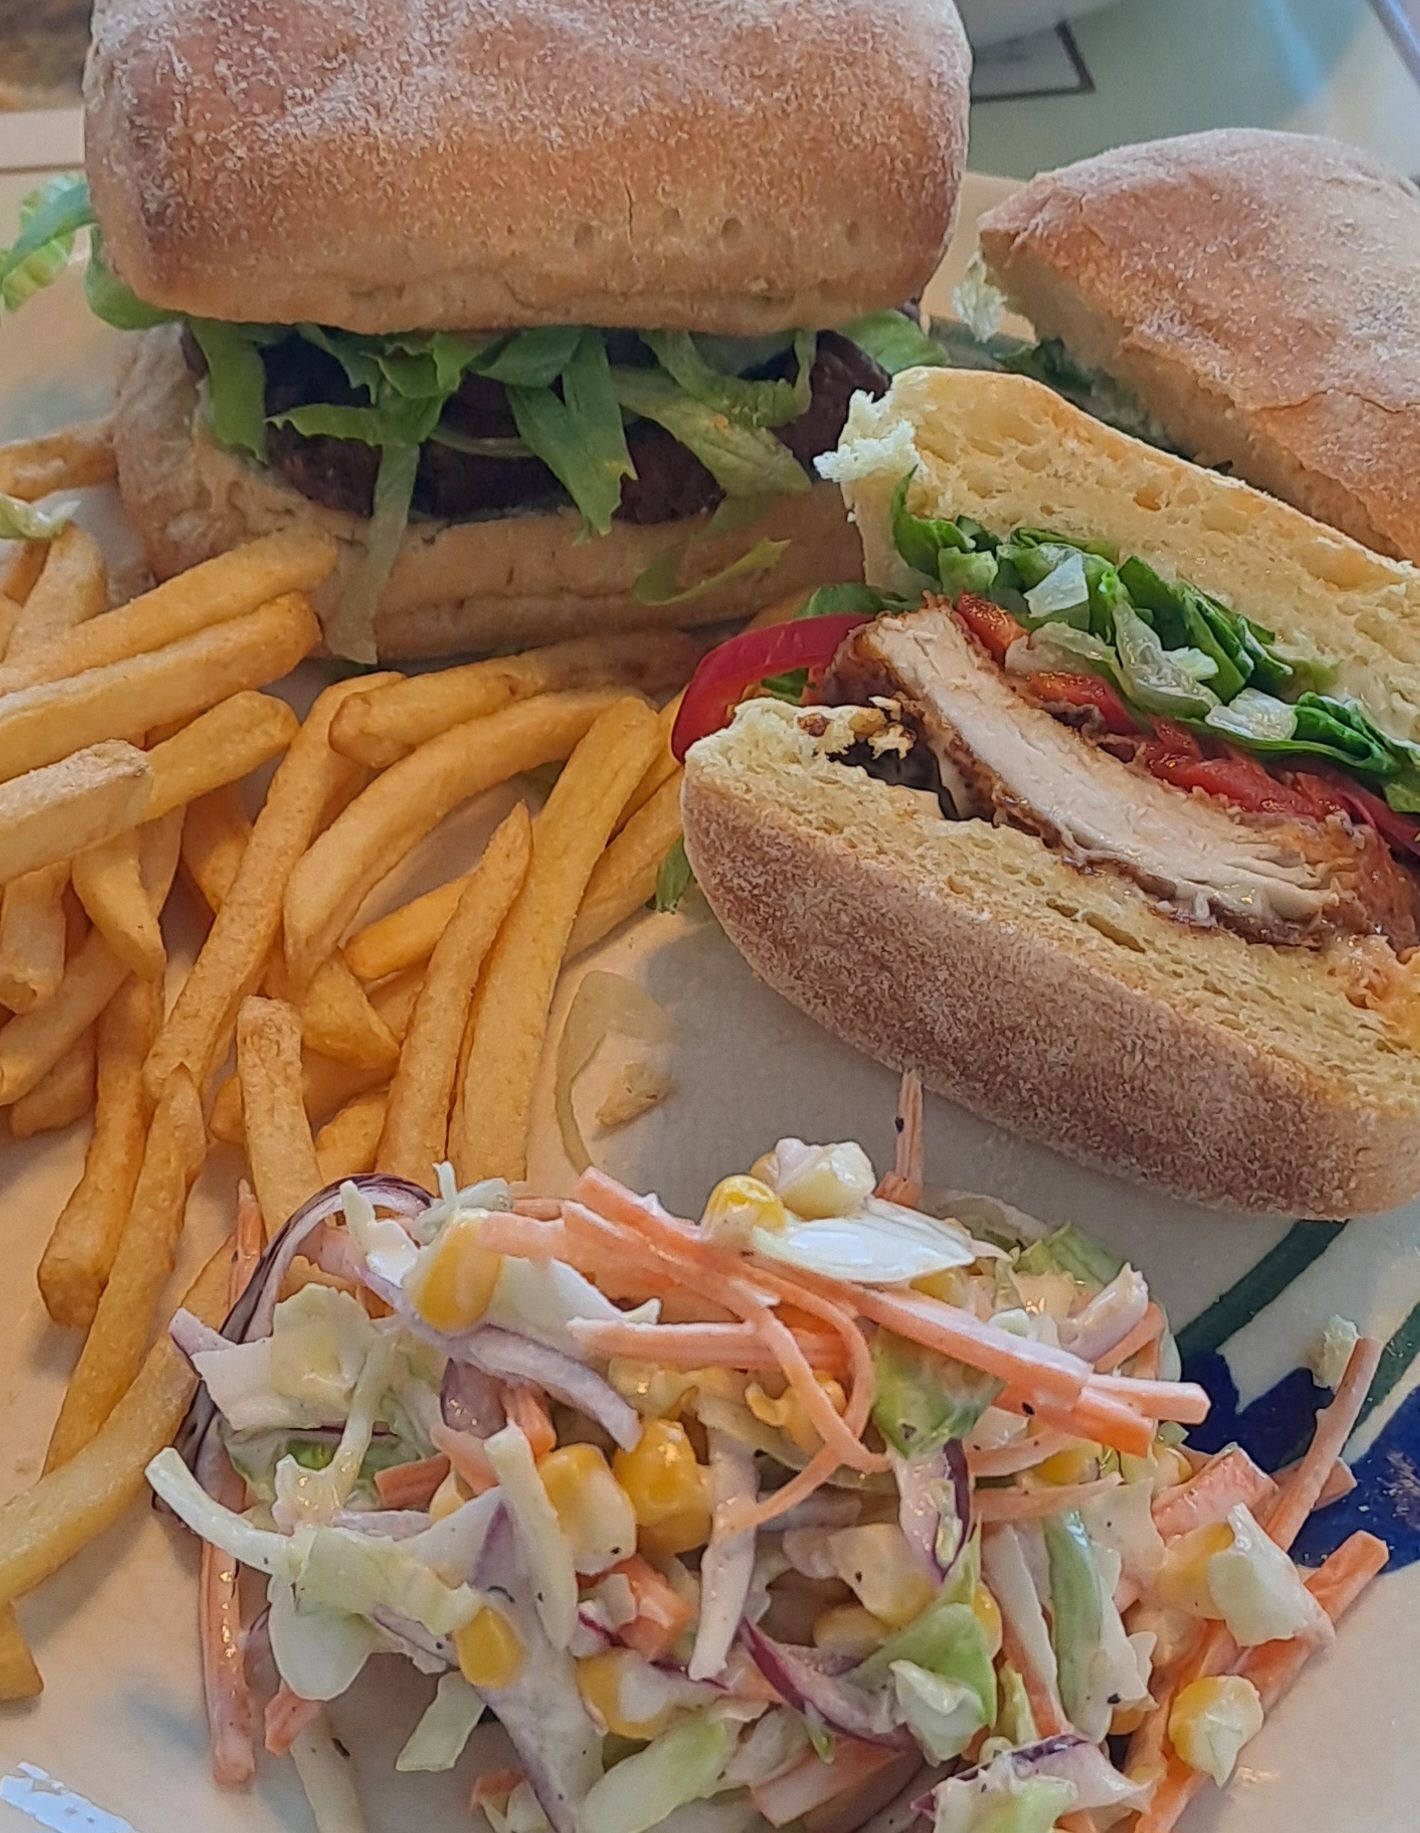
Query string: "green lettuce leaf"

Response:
xmin=610 ymin=366 xmax=808 ymax=500
xmin=0 ymin=491 xmax=70 ymax=541
xmin=1015 ymin=1223 xmax=1123 ymax=1290
xmin=641 ymin=328 xmax=815 ymax=429
xmin=871 ymin=1329 xmax=1002 ymax=1456
xmin=652 ymin=839 xmax=694 ymax=913
xmin=794 ymin=581 xmax=907 ymax=620
xmin=83 ymin=233 xmax=176 ymax=331
xmin=189 ymin=320 xmax=273 ymax=461
xmin=841 ymin=309 xmax=949 ymax=376
xmin=478 ymin=326 xmax=585 ymax=388
xmin=856 ymin=1593 xmax=996 ymax=1732
xmin=0 ymin=173 xmax=94 ymax=310
xmin=890 ymin=470 xmax=977 ymax=579
xmin=509 ymin=332 xmax=635 ymax=536
xmin=326 ymin=441 xmax=419 ymax=663
xmin=632 ymin=533 xmax=788 ymax=607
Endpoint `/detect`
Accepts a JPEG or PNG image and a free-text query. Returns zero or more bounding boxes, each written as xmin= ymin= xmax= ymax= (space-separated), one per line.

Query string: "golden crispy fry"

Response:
xmin=617 ymin=691 xmax=684 ymax=832
xmin=0 ymin=813 xmax=178 ymax=1104
xmin=72 ymin=827 xmax=163 ymax=979
xmin=284 ymin=688 xmax=625 ymax=987
xmin=180 ymin=783 xmax=250 ymax=913
xmin=315 ymin=1090 xmax=389 ymax=1186
xmin=38 ymin=974 xmax=162 ymax=1329
xmin=453 ymin=698 xmax=660 ymax=1182
xmin=379 ymin=804 xmax=532 ymax=1183
xmin=0 ymin=417 xmax=116 ymax=501
xmin=331 ymin=630 xmax=702 ymax=768
xmin=144 ymin=692 xmax=298 ymax=821
xmin=0 ymin=1602 xmax=41 ymax=1700
xmin=0 ymin=592 xmax=21 ymax=659
xmin=569 ymin=771 xmax=684 ymax=957
xmin=44 ymin=1067 xmax=206 ymax=1471
xmin=237 ymin=995 xmax=323 ymax=1235
xmin=344 ymin=874 xmax=462 ymax=985
xmin=0 ymin=530 xmax=338 ymax=696
xmin=4 ymin=524 xmax=108 ymax=661
xmin=0 ymin=595 xmax=318 ymax=788
xmin=2 ymin=540 xmax=46 ymax=604
xmin=209 ymin=966 xmax=424 ymax=1147
xmin=144 ymin=674 xmax=396 ymax=1102
xmin=0 ymin=1238 xmax=232 ymax=1609
xmin=9 ymin=1026 xmax=96 ymax=1139
xmin=0 ymin=740 xmax=152 ymax=885
xmin=0 ymin=860 xmax=69 ymax=1011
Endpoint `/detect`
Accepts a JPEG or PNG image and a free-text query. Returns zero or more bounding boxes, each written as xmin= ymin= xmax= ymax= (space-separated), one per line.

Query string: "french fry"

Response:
xmin=38 ymin=975 xmax=162 ymax=1329
xmin=569 ymin=771 xmax=684 ymax=957
xmin=237 ymin=995 xmax=323 ymax=1235
xmin=331 ymin=630 xmax=702 ymax=768
xmin=0 ymin=860 xmax=69 ymax=1010
xmin=144 ymin=692 xmax=299 ymax=821
xmin=144 ymin=674 xmax=396 ymax=1102
xmin=0 ymin=1602 xmax=41 ymax=1700
xmin=617 ymin=691 xmax=684 ymax=832
xmin=265 ymin=950 xmax=399 ymax=1070
xmin=44 ymin=1067 xmax=206 ymax=1471
xmin=0 ymin=417 xmax=116 ymax=500
xmin=0 ymin=1238 xmax=232 ymax=1610
xmin=0 ymin=740 xmax=152 ymax=885
xmin=0 ymin=595 xmax=319 ymax=787
xmin=4 ymin=524 xmax=108 ymax=660
xmin=2 ymin=540 xmax=46 ymax=604
xmin=284 ymin=688 xmax=625 ymax=987
xmin=344 ymin=873 xmax=464 ymax=984
xmin=453 ymin=698 xmax=661 ymax=1182
xmin=180 ymin=783 xmax=250 ymax=913
xmin=71 ymin=827 xmax=164 ymax=979
xmin=0 ymin=592 xmax=21 ymax=659
xmin=378 ymin=804 xmax=532 ymax=1183
xmin=0 ymin=813 xmax=178 ymax=1104
xmin=315 ymin=1090 xmax=390 ymax=1186
xmin=209 ymin=967 xmax=425 ymax=1147
xmin=0 ymin=530 xmax=338 ymax=696
xmin=9 ymin=1027 xmax=96 ymax=1139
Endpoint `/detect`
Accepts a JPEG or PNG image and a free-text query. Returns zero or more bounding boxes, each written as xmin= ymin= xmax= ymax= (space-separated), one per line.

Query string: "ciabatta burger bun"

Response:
xmin=681 ymin=368 xmax=1420 ymax=1215
xmin=976 ymin=130 xmax=1420 ymax=565
xmin=114 ymin=327 xmax=865 ymax=659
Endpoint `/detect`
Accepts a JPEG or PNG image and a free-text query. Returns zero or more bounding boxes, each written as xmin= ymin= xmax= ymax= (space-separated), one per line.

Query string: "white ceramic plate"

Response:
xmin=0 ymin=175 xmax=1415 ymax=1833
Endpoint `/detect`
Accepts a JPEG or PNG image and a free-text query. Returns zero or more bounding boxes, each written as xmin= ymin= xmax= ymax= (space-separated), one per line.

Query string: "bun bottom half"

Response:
xmin=682 ymin=699 xmax=1420 ymax=1217
xmin=113 ymin=326 xmax=864 ymax=661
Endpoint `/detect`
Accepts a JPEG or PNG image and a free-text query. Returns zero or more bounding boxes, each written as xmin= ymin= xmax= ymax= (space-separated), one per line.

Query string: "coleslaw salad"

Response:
xmin=149 ymin=1100 xmax=1386 ymax=1833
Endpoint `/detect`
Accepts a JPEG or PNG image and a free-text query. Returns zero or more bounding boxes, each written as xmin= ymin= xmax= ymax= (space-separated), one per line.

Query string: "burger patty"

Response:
xmin=199 ymin=330 xmax=889 ymax=526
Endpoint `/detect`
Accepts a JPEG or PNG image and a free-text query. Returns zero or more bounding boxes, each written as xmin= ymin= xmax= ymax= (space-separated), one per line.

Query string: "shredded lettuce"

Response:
xmin=633 ymin=534 xmax=788 ymax=607
xmin=189 ymin=320 xmax=276 ymax=461
xmin=0 ymin=491 xmax=70 ymax=541
xmin=0 ymin=173 xmax=93 ymax=310
xmin=641 ymin=330 xmax=815 ymax=429
xmin=483 ymin=1422 xmax=579 ymax=1649
xmin=396 ymin=1672 xmax=486 ymax=1772
xmin=610 ymin=367 xmax=809 ymax=500
xmin=581 ymin=1716 xmax=732 ymax=1833
xmin=508 ymin=332 xmax=634 ymax=537
xmin=840 ymin=309 xmax=950 ymax=377
xmin=1015 ymin=1224 xmax=1124 ymax=1293
xmin=1042 ymin=1510 xmax=1104 ymax=1734
xmin=653 ymin=839 xmax=695 ymax=914
xmin=933 ymin=1771 xmax=1076 ymax=1833
xmin=872 ymin=1329 xmax=1002 ymax=1457
xmin=892 ymin=1661 xmax=989 ymax=1762
xmin=1207 ymin=1505 xmax=1331 ymax=1646
xmin=268 ymin=1575 xmax=379 ymax=1701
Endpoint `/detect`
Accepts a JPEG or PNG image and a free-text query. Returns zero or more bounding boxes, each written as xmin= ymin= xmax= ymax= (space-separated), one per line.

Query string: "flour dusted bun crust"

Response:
xmin=977 ymin=130 xmax=1420 ymax=566
xmin=681 ymin=368 xmax=1420 ymax=1215
xmin=115 ymin=327 xmax=865 ymax=657
xmin=86 ymin=0 xmax=971 ymax=337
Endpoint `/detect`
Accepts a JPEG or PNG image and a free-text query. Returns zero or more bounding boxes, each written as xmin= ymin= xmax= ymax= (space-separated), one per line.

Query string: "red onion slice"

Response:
xmin=740 ymin=1623 xmax=911 ymax=1748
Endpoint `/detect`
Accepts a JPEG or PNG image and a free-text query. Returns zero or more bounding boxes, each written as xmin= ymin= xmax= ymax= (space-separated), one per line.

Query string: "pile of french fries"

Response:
xmin=0 ymin=417 xmax=701 ymax=1702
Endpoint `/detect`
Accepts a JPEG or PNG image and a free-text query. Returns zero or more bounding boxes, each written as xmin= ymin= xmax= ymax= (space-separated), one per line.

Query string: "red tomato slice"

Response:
xmin=1026 ymin=671 xmax=1142 ymax=737
xmin=953 ymin=593 xmax=1024 ymax=664
xmin=1306 ymin=773 xmax=1420 ymax=859
xmin=1145 ymin=745 xmax=1319 ymax=818
xmin=670 ymin=614 xmax=872 ymax=761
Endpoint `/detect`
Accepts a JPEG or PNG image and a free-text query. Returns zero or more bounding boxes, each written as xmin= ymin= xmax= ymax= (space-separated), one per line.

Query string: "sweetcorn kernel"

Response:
xmin=1156 ymin=1521 xmax=1234 ymax=1618
xmin=405 ymin=1213 xmax=502 ymax=1332
xmin=1036 ymin=1444 xmax=1100 ymax=1486
xmin=813 ymin=1604 xmax=889 ymax=1660
xmin=971 ymin=1584 xmax=1003 ymax=1658
xmin=701 ymin=1175 xmax=790 ymax=1249
xmin=745 ymin=1375 xmax=847 ymax=1455
xmin=613 ymin=1419 xmax=711 ymax=1557
xmin=539 ymin=1443 xmax=637 ymax=1574
xmin=1169 ymin=1675 xmax=1264 ymax=1785
xmin=576 ymin=1649 xmax=675 ymax=1740
xmin=455 ymin=1603 xmax=524 ymax=1689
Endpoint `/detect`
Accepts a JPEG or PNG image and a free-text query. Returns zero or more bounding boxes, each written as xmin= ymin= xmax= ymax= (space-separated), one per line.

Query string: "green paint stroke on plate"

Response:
xmin=1356 ymin=1298 xmax=1420 ymax=1433
xmin=1174 ymin=1219 xmax=1344 ymax=1364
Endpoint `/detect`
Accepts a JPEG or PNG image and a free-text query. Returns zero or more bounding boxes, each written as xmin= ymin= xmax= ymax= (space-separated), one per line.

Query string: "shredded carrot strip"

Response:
xmin=720 ymin=1445 xmax=843 ymax=1533
xmin=512 ymin=1196 xmax=563 ymax=1220
xmin=503 ymin=1383 xmax=556 ymax=1459
xmin=876 ymin=1070 xmax=923 ymax=1205
xmin=264 ymin=1684 xmax=322 ymax=1755
xmin=1093 ymin=1303 xmax=1165 ymax=1372
xmin=974 ymin=1475 xmax=1122 ymax=1522
xmin=569 ymin=1318 xmax=850 ymax=1374
xmin=849 ymin=1286 xmax=1091 ymax=1406
xmin=1132 ymin=1532 xmax=1388 ymax=1831
xmin=373 ymin=1453 xmax=450 ymax=1510
xmin=1090 ymin=1372 xmax=1210 ymax=1424
xmin=1151 ymin=1446 xmax=1277 ymax=1541
xmin=430 ymin=1421 xmax=498 ymax=1493
xmin=1264 ymin=1335 xmax=1381 ymax=1549
xmin=996 ymin=1382 xmax=1154 ymax=1458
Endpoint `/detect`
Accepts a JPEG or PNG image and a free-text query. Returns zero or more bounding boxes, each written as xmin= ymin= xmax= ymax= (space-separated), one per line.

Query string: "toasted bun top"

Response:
xmin=85 ymin=0 xmax=971 ymax=335
xmin=822 ymin=365 xmax=1420 ymax=742
xmin=976 ymin=129 xmax=1420 ymax=565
